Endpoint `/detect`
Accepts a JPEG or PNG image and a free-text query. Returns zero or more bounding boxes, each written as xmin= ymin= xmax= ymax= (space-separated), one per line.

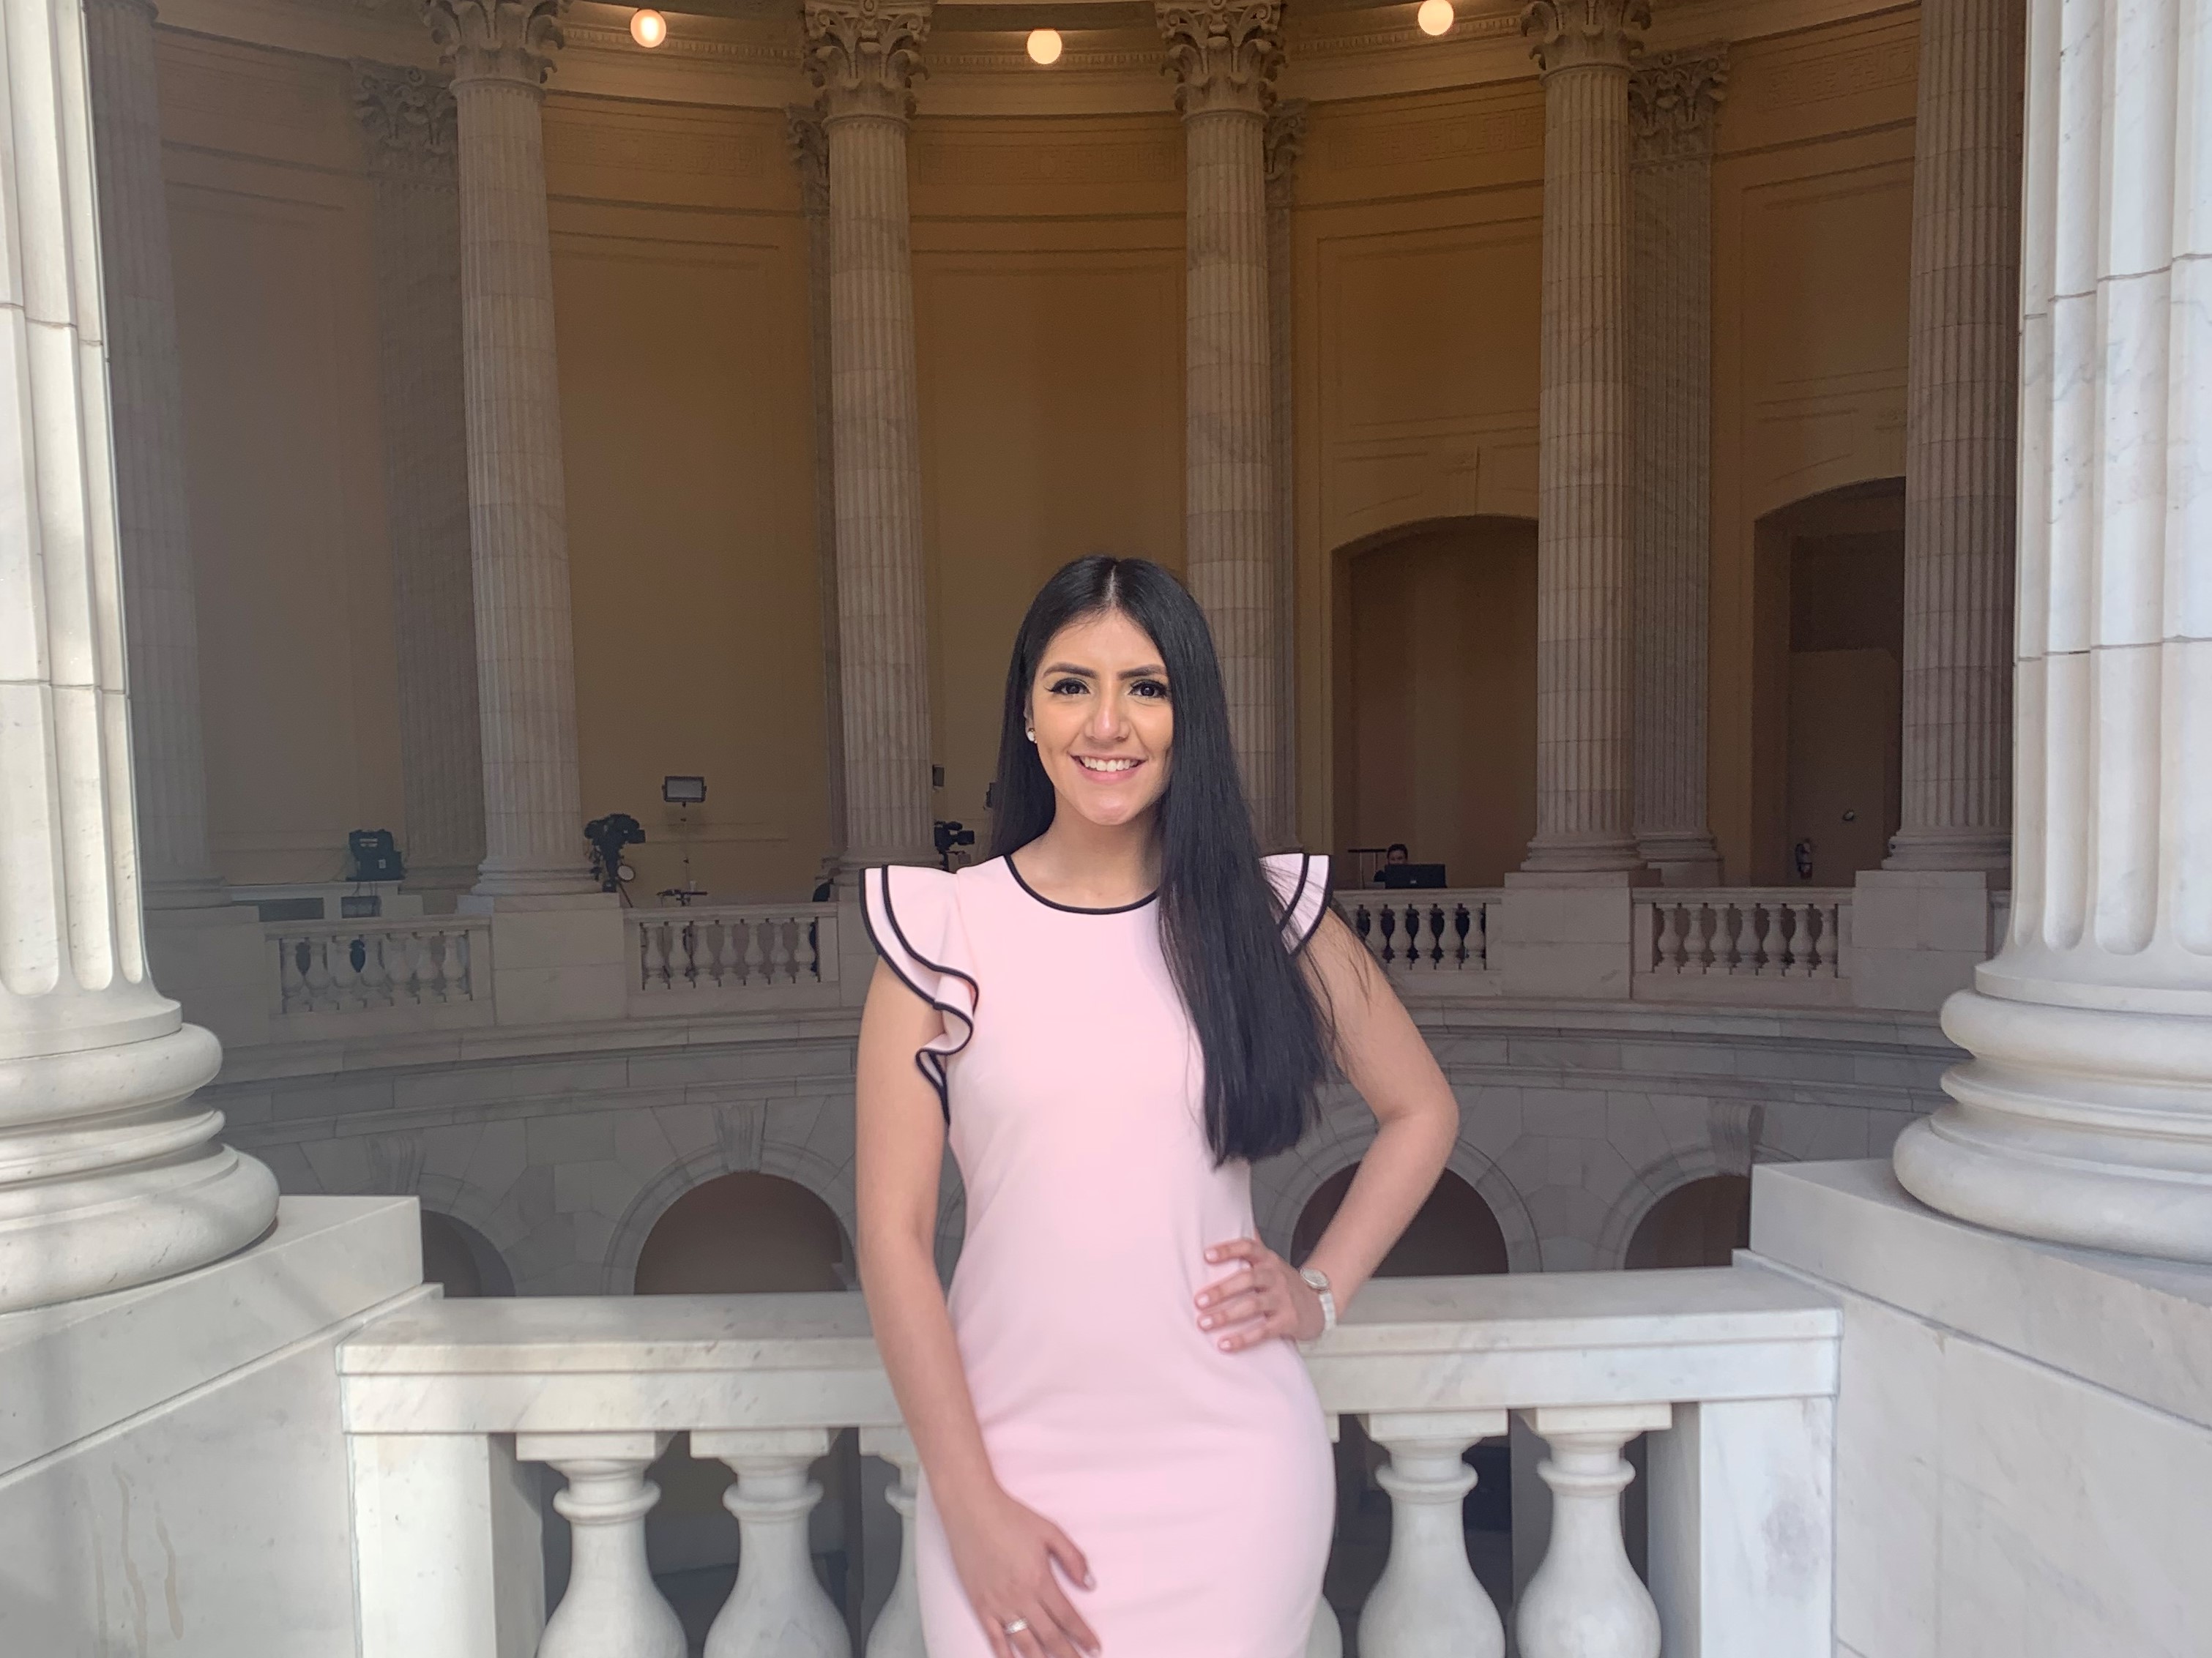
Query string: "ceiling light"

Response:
xmin=1416 ymin=0 xmax=1454 ymax=36
xmin=1027 ymin=27 xmax=1064 ymax=65
xmin=630 ymin=7 xmax=668 ymax=48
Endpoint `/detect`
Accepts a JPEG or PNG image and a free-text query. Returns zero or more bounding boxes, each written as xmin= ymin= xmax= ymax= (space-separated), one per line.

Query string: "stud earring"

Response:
xmin=1025 ymin=728 xmax=1037 ymax=742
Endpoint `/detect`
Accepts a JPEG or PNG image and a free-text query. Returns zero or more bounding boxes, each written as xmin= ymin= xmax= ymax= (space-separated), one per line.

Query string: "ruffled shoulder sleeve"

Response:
xmin=860 ymin=865 xmax=977 ymax=1121
xmin=1261 ymin=852 xmax=1333 ymax=955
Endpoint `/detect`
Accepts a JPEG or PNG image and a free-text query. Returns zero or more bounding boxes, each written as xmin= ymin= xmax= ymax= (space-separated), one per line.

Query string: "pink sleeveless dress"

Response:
xmin=862 ymin=852 xmax=1337 ymax=1658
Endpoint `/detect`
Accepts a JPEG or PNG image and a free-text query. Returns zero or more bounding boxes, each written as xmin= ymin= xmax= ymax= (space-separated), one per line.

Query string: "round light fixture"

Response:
xmin=630 ymin=7 xmax=668 ymax=47
xmin=1026 ymin=27 xmax=1064 ymax=65
xmin=1416 ymin=0 xmax=1454 ymax=36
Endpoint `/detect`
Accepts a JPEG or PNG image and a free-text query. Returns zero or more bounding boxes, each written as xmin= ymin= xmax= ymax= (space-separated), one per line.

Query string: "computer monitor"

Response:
xmin=1378 ymin=862 xmax=1446 ymax=889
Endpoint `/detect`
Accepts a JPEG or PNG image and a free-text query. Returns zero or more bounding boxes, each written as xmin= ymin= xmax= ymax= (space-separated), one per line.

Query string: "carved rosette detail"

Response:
xmin=785 ymin=104 xmax=830 ymax=212
xmin=422 ymin=0 xmax=568 ymax=89
xmin=1264 ymin=97 xmax=1308 ymax=210
xmin=1629 ymin=45 xmax=1727 ymax=163
xmin=352 ymin=61 xmax=458 ymax=176
xmin=1520 ymin=0 xmax=1650 ymax=74
xmin=1156 ymin=0 xmax=1284 ymax=118
xmin=804 ymin=0 xmax=933 ymax=122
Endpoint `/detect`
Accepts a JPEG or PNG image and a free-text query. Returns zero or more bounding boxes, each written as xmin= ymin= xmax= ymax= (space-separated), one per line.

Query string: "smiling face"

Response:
xmin=1026 ymin=607 xmax=1174 ymax=832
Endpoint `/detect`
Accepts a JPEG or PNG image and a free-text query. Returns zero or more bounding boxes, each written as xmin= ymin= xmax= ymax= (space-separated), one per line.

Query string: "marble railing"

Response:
xmin=1633 ymin=892 xmax=1852 ymax=1005
xmin=627 ymin=904 xmax=844 ymax=1012
xmin=340 ymin=1266 xmax=1836 ymax=1658
xmin=268 ymin=917 xmax=491 ymax=1027
xmin=1338 ymin=890 xmax=1505 ymax=975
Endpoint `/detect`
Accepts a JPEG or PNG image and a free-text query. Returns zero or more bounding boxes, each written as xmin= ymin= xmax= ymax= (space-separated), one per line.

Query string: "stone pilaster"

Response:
xmin=1628 ymin=46 xmax=1724 ymax=885
xmin=425 ymin=0 xmax=593 ymax=896
xmin=1883 ymin=0 xmax=2023 ymax=873
xmin=1518 ymin=0 xmax=1649 ymax=875
xmin=1893 ymin=0 xmax=2212 ymax=1262
xmin=787 ymin=105 xmax=846 ymax=883
xmin=0 ymin=0 xmax=277 ymax=1310
xmin=353 ymin=61 xmax=487 ymax=905
xmin=804 ymin=0 xmax=937 ymax=873
xmin=85 ymin=0 xmax=223 ymax=911
xmin=1158 ymin=0 xmax=1289 ymax=845
xmin=1265 ymin=97 xmax=1306 ymax=853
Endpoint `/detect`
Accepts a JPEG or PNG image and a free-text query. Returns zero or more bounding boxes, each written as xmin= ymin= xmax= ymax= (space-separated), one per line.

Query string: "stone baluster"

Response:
xmin=1515 ymin=1405 xmax=1671 ymax=1658
xmin=1893 ymin=0 xmax=2212 ymax=1263
xmin=424 ymin=0 xmax=594 ymax=897
xmin=352 ymin=62 xmax=488 ymax=903
xmin=1518 ymin=0 xmax=1650 ymax=875
xmin=694 ymin=1429 xmax=849 ymax=1658
xmin=1883 ymin=0 xmax=2024 ymax=875
xmin=641 ymin=921 xmax=669 ymax=990
xmin=1358 ymin=1411 xmax=1508 ymax=1658
xmin=1653 ymin=903 xmax=1682 ymax=972
xmin=523 ymin=1433 xmax=685 ymax=1658
xmin=860 ymin=1427 xmax=925 ymax=1658
xmin=804 ymin=0 xmax=939 ymax=875
xmin=1628 ymin=46 xmax=1727 ymax=885
xmin=1158 ymin=0 xmax=1289 ymax=841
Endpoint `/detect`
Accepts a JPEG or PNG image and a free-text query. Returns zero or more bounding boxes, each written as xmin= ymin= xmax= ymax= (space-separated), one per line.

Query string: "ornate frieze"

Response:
xmin=1520 ymin=0 xmax=1649 ymax=75
xmin=1155 ymin=0 xmax=1284 ymax=118
xmin=803 ymin=0 xmax=932 ymax=121
xmin=352 ymin=60 xmax=458 ymax=176
xmin=422 ymin=0 xmax=568 ymax=89
xmin=1629 ymin=45 xmax=1727 ymax=164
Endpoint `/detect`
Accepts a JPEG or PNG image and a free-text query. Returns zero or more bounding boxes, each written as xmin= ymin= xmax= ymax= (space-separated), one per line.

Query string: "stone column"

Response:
xmin=1158 ymin=0 xmax=1289 ymax=846
xmin=1518 ymin=0 xmax=1648 ymax=875
xmin=1265 ymin=98 xmax=1306 ymax=854
xmin=1883 ymin=0 xmax=2022 ymax=874
xmin=1893 ymin=0 xmax=2212 ymax=1263
xmin=805 ymin=0 xmax=937 ymax=874
xmin=1628 ymin=48 xmax=1724 ymax=886
xmin=0 ymin=0 xmax=278 ymax=1310
xmin=788 ymin=105 xmax=847 ymax=884
xmin=84 ymin=0 xmax=220 ymax=910
xmin=353 ymin=61 xmax=488 ymax=905
xmin=425 ymin=0 xmax=592 ymax=896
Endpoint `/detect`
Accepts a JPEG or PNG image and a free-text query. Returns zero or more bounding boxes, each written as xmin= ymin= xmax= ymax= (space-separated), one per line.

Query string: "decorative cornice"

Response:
xmin=786 ymin=103 xmax=830 ymax=213
xmin=1520 ymin=0 xmax=1648 ymax=75
xmin=1156 ymin=0 xmax=1284 ymax=117
xmin=423 ymin=0 xmax=569 ymax=88
xmin=352 ymin=59 xmax=458 ymax=175
xmin=804 ymin=0 xmax=934 ymax=121
xmin=1629 ymin=44 xmax=1727 ymax=161
xmin=1265 ymin=97 xmax=1307 ymax=209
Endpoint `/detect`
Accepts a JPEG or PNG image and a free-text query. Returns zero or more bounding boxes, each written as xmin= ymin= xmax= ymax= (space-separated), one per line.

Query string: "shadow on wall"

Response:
xmin=1331 ymin=518 xmax=1538 ymax=889
xmin=1753 ymin=479 xmax=1904 ymax=886
xmin=420 ymin=1209 xmax=516 ymax=1299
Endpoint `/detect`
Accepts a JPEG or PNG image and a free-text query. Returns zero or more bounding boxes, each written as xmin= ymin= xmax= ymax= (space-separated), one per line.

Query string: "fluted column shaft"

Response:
xmin=807 ymin=0 xmax=936 ymax=873
xmin=0 ymin=0 xmax=275 ymax=1310
xmin=1885 ymin=0 xmax=2023 ymax=873
xmin=428 ymin=0 xmax=591 ymax=896
xmin=84 ymin=0 xmax=223 ymax=909
xmin=1265 ymin=102 xmax=1305 ymax=852
xmin=1628 ymin=49 xmax=1724 ymax=886
xmin=1160 ymin=0 xmax=1287 ymax=844
xmin=1893 ymin=0 xmax=2212 ymax=1263
xmin=1520 ymin=1 xmax=1649 ymax=874
xmin=354 ymin=63 xmax=487 ymax=903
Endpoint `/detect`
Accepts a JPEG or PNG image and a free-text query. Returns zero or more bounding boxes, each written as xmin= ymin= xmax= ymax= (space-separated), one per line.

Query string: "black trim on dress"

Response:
xmin=1277 ymin=851 xmax=1331 ymax=957
xmin=1005 ymin=852 xmax=1160 ymax=915
xmin=860 ymin=866 xmax=977 ymax=1124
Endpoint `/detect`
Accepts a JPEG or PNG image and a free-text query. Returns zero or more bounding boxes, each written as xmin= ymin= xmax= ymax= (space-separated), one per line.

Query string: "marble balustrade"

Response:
xmin=629 ymin=903 xmax=843 ymax=1002
xmin=1634 ymin=892 xmax=1852 ymax=1002
xmin=340 ymin=1265 xmax=1836 ymax=1658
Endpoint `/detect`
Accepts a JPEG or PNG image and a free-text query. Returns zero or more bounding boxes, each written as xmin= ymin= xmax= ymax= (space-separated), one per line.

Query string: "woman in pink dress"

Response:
xmin=856 ymin=556 xmax=1459 ymax=1658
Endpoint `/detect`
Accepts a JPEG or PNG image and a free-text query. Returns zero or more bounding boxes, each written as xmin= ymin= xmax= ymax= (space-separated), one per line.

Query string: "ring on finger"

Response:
xmin=1001 ymin=1617 xmax=1030 ymax=1636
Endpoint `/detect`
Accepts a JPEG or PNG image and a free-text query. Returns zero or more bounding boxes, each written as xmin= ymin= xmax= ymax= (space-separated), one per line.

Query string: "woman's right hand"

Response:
xmin=940 ymin=1485 xmax=1101 ymax=1658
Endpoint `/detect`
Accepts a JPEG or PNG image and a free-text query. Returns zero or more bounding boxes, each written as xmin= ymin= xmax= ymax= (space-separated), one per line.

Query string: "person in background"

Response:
xmin=1372 ymin=843 xmax=1410 ymax=887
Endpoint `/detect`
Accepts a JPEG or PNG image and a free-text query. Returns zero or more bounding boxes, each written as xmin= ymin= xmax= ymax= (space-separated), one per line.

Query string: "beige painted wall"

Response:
xmin=160 ymin=37 xmax=404 ymax=886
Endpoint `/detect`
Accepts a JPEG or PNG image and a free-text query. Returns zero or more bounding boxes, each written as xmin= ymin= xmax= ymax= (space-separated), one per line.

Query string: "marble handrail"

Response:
xmin=341 ymin=1265 xmax=1837 ymax=1658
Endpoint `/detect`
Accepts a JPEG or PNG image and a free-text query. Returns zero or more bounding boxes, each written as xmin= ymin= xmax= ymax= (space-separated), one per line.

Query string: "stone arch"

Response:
xmin=417 ymin=1205 xmax=516 ymax=1298
xmin=1597 ymin=1138 xmax=1798 ymax=1269
xmin=1254 ymin=1090 xmax=1541 ymax=1273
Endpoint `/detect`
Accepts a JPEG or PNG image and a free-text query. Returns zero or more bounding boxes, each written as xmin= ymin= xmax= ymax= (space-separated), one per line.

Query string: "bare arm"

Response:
xmin=854 ymin=959 xmax=1099 ymax=1658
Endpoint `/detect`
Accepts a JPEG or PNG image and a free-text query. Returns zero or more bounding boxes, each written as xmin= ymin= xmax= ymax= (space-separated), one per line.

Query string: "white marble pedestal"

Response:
xmin=1748 ymin=1161 xmax=2212 ymax=1658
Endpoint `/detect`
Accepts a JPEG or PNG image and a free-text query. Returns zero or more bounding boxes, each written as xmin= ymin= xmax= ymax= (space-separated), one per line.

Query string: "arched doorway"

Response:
xmin=1332 ymin=518 xmax=1538 ymax=887
xmin=1295 ymin=1165 xmax=1513 ymax=1628
xmin=419 ymin=1209 xmax=513 ymax=1299
xmin=1624 ymin=1173 xmax=1753 ymax=1270
xmin=1752 ymin=479 xmax=1905 ymax=884
xmin=623 ymin=1174 xmax=863 ymax=1646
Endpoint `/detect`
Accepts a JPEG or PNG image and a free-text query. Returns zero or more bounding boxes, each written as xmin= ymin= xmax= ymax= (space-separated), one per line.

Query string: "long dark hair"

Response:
xmin=989 ymin=556 xmax=1332 ymax=1165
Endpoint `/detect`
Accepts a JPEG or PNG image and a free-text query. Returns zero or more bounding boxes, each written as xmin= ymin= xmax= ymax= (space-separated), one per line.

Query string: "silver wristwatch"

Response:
xmin=1298 ymin=1266 xmax=1337 ymax=1342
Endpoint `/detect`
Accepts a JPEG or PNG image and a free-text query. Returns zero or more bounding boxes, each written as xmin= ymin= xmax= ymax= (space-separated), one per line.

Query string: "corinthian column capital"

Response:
xmin=1156 ymin=0 xmax=1283 ymax=118
xmin=352 ymin=61 xmax=458 ymax=177
xmin=423 ymin=0 xmax=568 ymax=89
xmin=1629 ymin=45 xmax=1727 ymax=163
xmin=1521 ymin=0 xmax=1648 ymax=75
xmin=804 ymin=0 xmax=933 ymax=122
